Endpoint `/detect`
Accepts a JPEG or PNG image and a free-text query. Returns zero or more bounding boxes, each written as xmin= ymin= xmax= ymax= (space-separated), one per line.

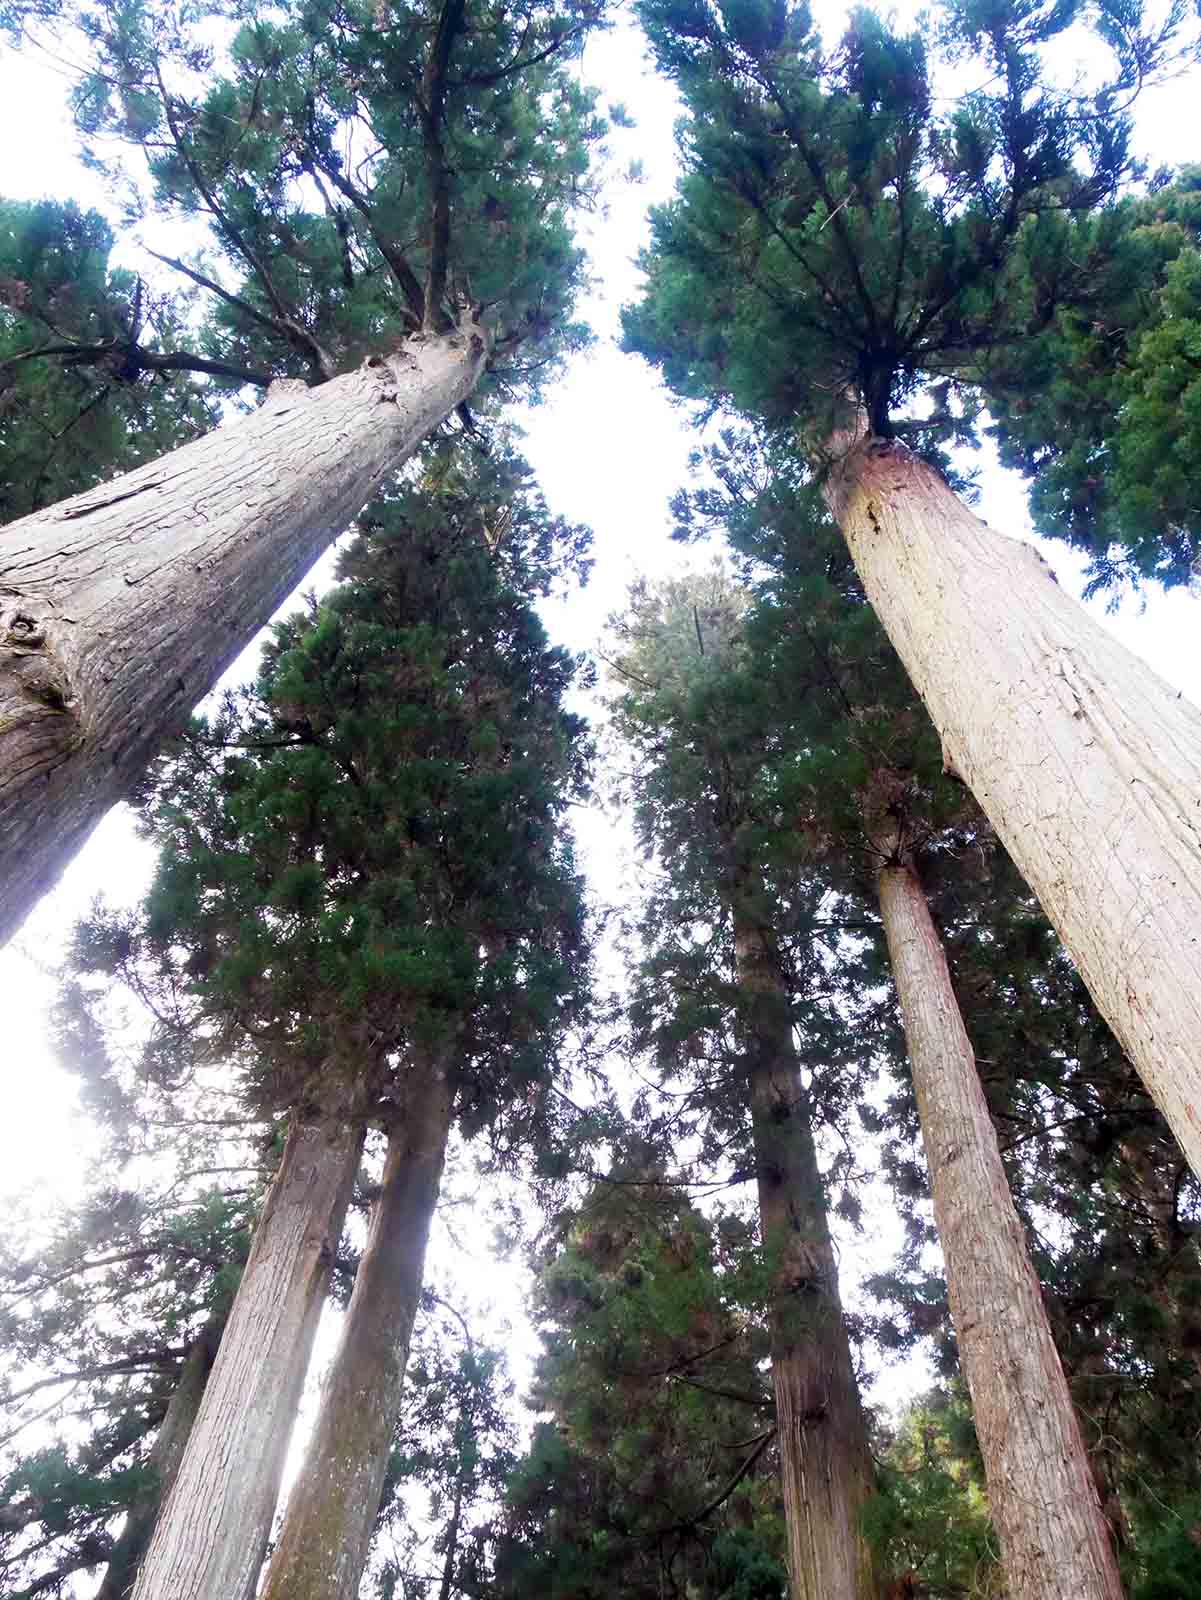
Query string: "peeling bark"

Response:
xmin=875 ymin=841 xmax=1124 ymax=1600
xmin=130 ymin=1116 xmax=362 ymax=1600
xmin=733 ymin=887 xmax=878 ymax=1600
xmin=257 ymin=1052 xmax=456 ymax=1600
xmin=824 ymin=431 xmax=1201 ymax=1183
xmin=0 ymin=326 xmax=488 ymax=949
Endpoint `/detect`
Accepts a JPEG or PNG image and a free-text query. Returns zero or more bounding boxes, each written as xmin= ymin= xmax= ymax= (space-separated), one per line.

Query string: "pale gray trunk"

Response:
xmin=258 ymin=1052 xmax=455 ymax=1600
xmin=823 ymin=431 xmax=1201 ymax=1183
xmin=0 ymin=325 xmax=487 ymax=949
xmin=875 ymin=844 xmax=1123 ymax=1600
xmin=95 ymin=1309 xmax=226 ymax=1600
xmin=130 ymin=1116 xmax=361 ymax=1600
xmin=732 ymin=886 xmax=878 ymax=1600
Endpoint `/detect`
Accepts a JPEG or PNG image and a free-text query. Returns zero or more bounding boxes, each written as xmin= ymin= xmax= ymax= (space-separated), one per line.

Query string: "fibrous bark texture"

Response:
xmin=733 ymin=896 xmax=878 ymax=1600
xmin=130 ymin=1116 xmax=361 ymax=1600
xmin=876 ymin=850 xmax=1123 ymax=1600
xmin=258 ymin=1054 xmax=456 ymax=1600
xmin=96 ymin=1309 xmax=226 ymax=1600
xmin=824 ymin=433 xmax=1201 ymax=1182
xmin=0 ymin=326 xmax=487 ymax=949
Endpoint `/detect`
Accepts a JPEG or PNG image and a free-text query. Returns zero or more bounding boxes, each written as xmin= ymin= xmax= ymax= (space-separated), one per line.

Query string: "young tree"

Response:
xmin=623 ymin=0 xmax=1201 ymax=1181
xmin=496 ymin=1165 xmax=786 ymax=1600
xmin=0 ymin=0 xmax=609 ymax=948
xmin=607 ymin=569 xmax=879 ymax=1600
xmin=118 ymin=447 xmax=592 ymax=1600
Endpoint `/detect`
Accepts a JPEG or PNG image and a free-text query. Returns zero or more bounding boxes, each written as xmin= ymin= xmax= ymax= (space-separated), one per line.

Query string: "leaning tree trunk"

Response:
xmin=130 ymin=1115 xmax=362 ymax=1600
xmin=823 ymin=429 xmax=1201 ymax=1183
xmin=257 ymin=1050 xmax=456 ymax=1600
xmin=96 ymin=1307 xmax=227 ymax=1600
xmin=875 ymin=836 xmax=1124 ymax=1600
xmin=732 ymin=890 xmax=878 ymax=1600
xmin=0 ymin=322 xmax=488 ymax=949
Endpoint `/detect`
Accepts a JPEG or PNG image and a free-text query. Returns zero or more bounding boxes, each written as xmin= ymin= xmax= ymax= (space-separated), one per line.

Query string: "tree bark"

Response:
xmin=732 ymin=892 xmax=878 ymax=1600
xmin=96 ymin=1308 xmax=226 ymax=1600
xmin=823 ymin=430 xmax=1201 ymax=1183
xmin=130 ymin=1115 xmax=362 ymax=1600
xmin=875 ymin=843 xmax=1124 ymax=1600
xmin=0 ymin=324 xmax=488 ymax=949
xmin=257 ymin=1051 xmax=456 ymax=1600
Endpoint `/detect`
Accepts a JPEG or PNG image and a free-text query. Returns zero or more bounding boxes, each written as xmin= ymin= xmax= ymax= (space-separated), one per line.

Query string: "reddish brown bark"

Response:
xmin=733 ymin=884 xmax=879 ymax=1600
xmin=875 ymin=837 xmax=1124 ymax=1600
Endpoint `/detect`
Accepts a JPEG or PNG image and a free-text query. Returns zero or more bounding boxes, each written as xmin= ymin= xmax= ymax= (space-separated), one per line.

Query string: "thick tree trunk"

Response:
xmin=0 ymin=324 xmax=487 ymax=949
xmin=96 ymin=1308 xmax=226 ymax=1600
xmin=875 ymin=845 xmax=1124 ymax=1600
xmin=130 ymin=1116 xmax=362 ymax=1600
xmin=258 ymin=1052 xmax=456 ymax=1600
xmin=732 ymin=897 xmax=878 ymax=1600
xmin=823 ymin=431 xmax=1201 ymax=1182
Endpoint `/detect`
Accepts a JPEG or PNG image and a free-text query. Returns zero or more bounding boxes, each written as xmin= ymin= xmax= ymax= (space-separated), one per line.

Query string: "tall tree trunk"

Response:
xmin=874 ymin=835 xmax=1124 ymax=1600
xmin=0 ymin=324 xmax=487 ymax=949
xmin=732 ymin=889 xmax=878 ymax=1600
xmin=130 ymin=1115 xmax=362 ymax=1600
xmin=96 ymin=1308 xmax=226 ymax=1600
xmin=258 ymin=1051 xmax=456 ymax=1600
xmin=823 ymin=430 xmax=1201 ymax=1182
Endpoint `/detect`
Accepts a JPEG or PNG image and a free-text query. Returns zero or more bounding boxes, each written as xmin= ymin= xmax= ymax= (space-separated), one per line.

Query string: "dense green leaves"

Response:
xmin=25 ymin=0 xmax=612 ymax=403
xmin=625 ymin=0 xmax=1201 ymax=581
xmin=497 ymin=1172 xmax=784 ymax=1600
xmin=0 ymin=197 xmax=214 ymax=522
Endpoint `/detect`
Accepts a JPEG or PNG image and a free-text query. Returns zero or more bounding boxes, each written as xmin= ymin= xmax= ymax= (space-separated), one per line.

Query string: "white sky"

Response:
xmin=1 ymin=0 xmax=1200 ymax=1509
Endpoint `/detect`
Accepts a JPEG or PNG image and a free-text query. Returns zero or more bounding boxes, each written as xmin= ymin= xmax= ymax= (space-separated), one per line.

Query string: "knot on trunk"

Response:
xmin=1 ymin=607 xmax=74 ymax=717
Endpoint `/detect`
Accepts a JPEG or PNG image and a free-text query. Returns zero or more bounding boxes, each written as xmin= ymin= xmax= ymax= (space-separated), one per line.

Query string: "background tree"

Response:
xmin=365 ymin=1295 xmax=519 ymax=1600
xmin=606 ymin=566 xmax=881 ymax=1600
xmin=0 ymin=972 xmax=269 ymax=1599
xmin=496 ymin=1163 xmax=786 ymax=1600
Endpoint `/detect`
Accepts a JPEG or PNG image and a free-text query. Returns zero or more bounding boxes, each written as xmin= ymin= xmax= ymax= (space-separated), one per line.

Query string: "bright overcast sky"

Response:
xmin=1 ymin=3 xmax=1199 ymax=1432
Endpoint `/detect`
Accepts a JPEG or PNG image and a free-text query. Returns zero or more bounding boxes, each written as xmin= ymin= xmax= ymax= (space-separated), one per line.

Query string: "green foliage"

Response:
xmin=496 ymin=1170 xmax=784 ymax=1600
xmin=624 ymin=0 xmax=1201 ymax=580
xmin=0 ymin=196 xmax=214 ymax=522
xmin=0 ymin=997 xmax=262 ymax=1599
xmin=981 ymin=172 xmax=1201 ymax=591
xmin=35 ymin=0 xmax=613 ymax=399
xmin=863 ymin=1388 xmax=1002 ymax=1598
xmin=1130 ymin=1502 xmax=1201 ymax=1600
xmin=365 ymin=1297 xmax=518 ymax=1600
xmin=110 ymin=447 xmax=593 ymax=1148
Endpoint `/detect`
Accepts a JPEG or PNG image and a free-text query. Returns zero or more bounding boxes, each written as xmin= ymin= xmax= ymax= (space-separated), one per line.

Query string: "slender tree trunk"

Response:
xmin=823 ymin=430 xmax=1201 ymax=1182
xmin=0 ymin=323 xmax=488 ymax=949
xmin=258 ymin=1051 xmax=456 ymax=1600
xmin=96 ymin=1308 xmax=226 ymax=1600
xmin=130 ymin=1115 xmax=362 ymax=1600
xmin=732 ymin=891 xmax=878 ymax=1600
xmin=875 ymin=840 xmax=1124 ymax=1600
